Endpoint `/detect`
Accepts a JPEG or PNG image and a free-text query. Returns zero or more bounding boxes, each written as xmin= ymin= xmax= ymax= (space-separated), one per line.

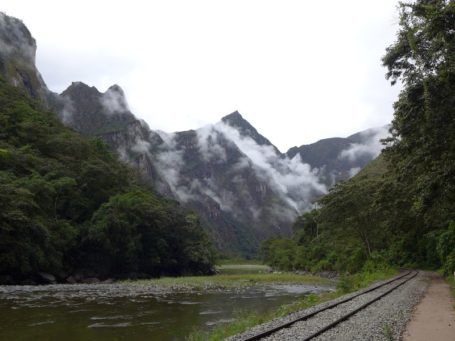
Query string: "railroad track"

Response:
xmin=238 ymin=271 xmax=419 ymax=341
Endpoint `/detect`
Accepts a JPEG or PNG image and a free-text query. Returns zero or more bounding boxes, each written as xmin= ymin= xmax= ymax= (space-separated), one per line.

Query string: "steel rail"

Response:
xmin=239 ymin=271 xmax=417 ymax=341
xmin=299 ymin=271 xmax=418 ymax=340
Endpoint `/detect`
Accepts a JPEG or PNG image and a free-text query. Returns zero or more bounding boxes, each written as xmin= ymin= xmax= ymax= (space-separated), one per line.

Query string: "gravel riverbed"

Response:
xmin=228 ymin=272 xmax=430 ymax=341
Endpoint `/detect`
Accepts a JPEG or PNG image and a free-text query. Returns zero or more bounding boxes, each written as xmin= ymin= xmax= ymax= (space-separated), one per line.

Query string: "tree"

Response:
xmin=382 ymin=0 xmax=455 ymax=227
xmin=293 ymin=211 xmax=319 ymax=244
xmin=0 ymin=77 xmax=215 ymax=283
xmin=261 ymin=1 xmax=455 ymax=274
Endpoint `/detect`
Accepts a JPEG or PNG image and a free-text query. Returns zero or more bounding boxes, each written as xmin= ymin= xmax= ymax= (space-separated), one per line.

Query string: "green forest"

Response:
xmin=0 ymin=77 xmax=215 ymax=284
xmin=262 ymin=0 xmax=455 ymax=276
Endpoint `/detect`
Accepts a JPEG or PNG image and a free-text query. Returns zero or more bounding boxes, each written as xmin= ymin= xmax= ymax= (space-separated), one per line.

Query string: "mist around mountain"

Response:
xmin=59 ymin=82 xmax=388 ymax=255
xmin=0 ymin=11 xmax=388 ymax=257
xmin=61 ymin=83 xmax=389 ymax=255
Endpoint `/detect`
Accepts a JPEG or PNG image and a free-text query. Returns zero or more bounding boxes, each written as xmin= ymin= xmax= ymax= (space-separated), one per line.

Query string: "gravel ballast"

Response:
xmin=229 ymin=272 xmax=430 ymax=341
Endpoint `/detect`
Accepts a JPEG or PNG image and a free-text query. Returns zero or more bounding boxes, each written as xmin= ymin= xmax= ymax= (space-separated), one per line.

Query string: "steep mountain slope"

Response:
xmin=60 ymin=82 xmax=137 ymax=134
xmin=0 ymin=12 xmax=388 ymax=256
xmin=222 ymin=111 xmax=281 ymax=154
xmin=150 ymin=118 xmax=326 ymax=255
xmin=0 ymin=13 xmax=53 ymax=105
xmin=0 ymin=75 xmax=215 ymax=284
xmin=286 ymin=127 xmax=389 ymax=185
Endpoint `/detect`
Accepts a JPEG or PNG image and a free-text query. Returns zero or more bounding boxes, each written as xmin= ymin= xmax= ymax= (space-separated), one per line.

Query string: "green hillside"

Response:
xmin=0 ymin=77 xmax=215 ymax=284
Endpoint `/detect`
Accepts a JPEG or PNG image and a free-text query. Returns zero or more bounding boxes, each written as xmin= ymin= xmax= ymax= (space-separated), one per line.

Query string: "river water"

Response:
xmin=0 ymin=282 xmax=332 ymax=340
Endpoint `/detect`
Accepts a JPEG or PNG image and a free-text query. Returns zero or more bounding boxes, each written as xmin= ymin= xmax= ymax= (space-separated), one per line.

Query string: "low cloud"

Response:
xmin=131 ymin=138 xmax=151 ymax=154
xmin=196 ymin=125 xmax=227 ymax=162
xmin=146 ymin=120 xmax=329 ymax=224
xmin=193 ymin=121 xmax=327 ymax=221
xmin=348 ymin=167 xmax=361 ymax=177
xmin=58 ymin=95 xmax=76 ymax=125
xmin=0 ymin=12 xmax=36 ymax=63
xmin=100 ymin=86 xmax=130 ymax=114
xmin=339 ymin=126 xmax=390 ymax=162
xmin=152 ymin=131 xmax=205 ymax=204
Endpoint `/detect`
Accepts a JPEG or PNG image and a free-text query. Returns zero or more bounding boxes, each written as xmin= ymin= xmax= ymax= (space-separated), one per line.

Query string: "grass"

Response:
xmin=186 ymin=291 xmax=341 ymax=341
xmin=186 ymin=268 xmax=399 ymax=341
xmin=125 ymin=272 xmax=332 ymax=290
xmin=187 ymin=311 xmax=274 ymax=341
xmin=336 ymin=267 xmax=398 ymax=293
xmin=382 ymin=323 xmax=394 ymax=341
xmin=216 ymin=258 xmax=263 ymax=265
xmin=123 ymin=262 xmax=332 ymax=289
xmin=216 ymin=264 xmax=271 ymax=275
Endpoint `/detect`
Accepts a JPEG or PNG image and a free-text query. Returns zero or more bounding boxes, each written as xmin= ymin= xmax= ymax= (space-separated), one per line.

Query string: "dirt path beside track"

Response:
xmin=403 ymin=273 xmax=455 ymax=341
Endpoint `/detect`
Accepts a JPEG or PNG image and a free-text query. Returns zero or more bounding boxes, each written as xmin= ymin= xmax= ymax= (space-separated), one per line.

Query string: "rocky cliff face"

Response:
xmin=0 ymin=12 xmax=51 ymax=104
xmin=0 ymin=12 xmax=389 ymax=256
xmin=60 ymin=82 xmax=137 ymax=134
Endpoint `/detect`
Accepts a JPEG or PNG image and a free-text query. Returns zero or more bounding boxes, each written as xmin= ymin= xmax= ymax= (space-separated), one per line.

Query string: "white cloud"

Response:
xmin=152 ymin=133 xmax=191 ymax=202
xmin=348 ymin=167 xmax=362 ymax=177
xmin=196 ymin=125 xmax=227 ymax=162
xmin=148 ymin=119 xmax=328 ymax=222
xmin=131 ymin=138 xmax=150 ymax=154
xmin=0 ymin=12 xmax=35 ymax=62
xmin=339 ymin=126 xmax=390 ymax=162
xmin=58 ymin=95 xmax=75 ymax=125
xmin=100 ymin=87 xmax=130 ymax=114
xmin=1 ymin=0 xmax=401 ymax=151
xmin=204 ymin=122 xmax=327 ymax=214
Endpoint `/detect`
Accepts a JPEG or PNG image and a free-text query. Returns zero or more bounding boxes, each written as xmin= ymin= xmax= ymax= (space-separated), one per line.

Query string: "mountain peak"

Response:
xmin=63 ymin=81 xmax=100 ymax=94
xmin=63 ymin=82 xmax=127 ymax=101
xmin=0 ymin=12 xmax=36 ymax=63
xmin=106 ymin=84 xmax=125 ymax=95
xmin=221 ymin=111 xmax=248 ymax=128
xmin=221 ymin=111 xmax=281 ymax=154
xmin=222 ymin=110 xmax=242 ymax=120
xmin=0 ymin=12 xmax=50 ymax=103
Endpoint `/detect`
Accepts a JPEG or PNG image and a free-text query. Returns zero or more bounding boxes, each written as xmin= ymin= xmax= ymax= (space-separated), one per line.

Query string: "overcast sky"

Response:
xmin=2 ymin=0 xmax=401 ymax=151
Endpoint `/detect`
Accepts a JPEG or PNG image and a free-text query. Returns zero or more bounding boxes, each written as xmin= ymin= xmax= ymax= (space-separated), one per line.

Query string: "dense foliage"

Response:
xmin=262 ymin=0 xmax=455 ymax=275
xmin=0 ymin=77 xmax=215 ymax=283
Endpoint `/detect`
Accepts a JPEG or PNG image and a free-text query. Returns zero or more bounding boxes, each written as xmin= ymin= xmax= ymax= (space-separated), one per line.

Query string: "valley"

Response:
xmin=1 ymin=1 xmax=454 ymax=340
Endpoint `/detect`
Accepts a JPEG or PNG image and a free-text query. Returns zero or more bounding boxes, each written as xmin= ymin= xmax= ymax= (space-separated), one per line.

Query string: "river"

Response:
xmin=0 ymin=282 xmax=332 ymax=340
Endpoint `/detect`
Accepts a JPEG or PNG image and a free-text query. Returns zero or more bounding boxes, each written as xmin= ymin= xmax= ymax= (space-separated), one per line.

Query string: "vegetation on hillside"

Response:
xmin=0 ymin=77 xmax=215 ymax=283
xmin=262 ymin=0 xmax=455 ymax=275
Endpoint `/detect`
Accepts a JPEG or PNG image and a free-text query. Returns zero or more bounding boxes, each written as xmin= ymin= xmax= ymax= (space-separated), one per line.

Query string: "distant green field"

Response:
xmin=216 ymin=264 xmax=271 ymax=275
xmin=125 ymin=268 xmax=331 ymax=290
xmin=216 ymin=258 xmax=263 ymax=265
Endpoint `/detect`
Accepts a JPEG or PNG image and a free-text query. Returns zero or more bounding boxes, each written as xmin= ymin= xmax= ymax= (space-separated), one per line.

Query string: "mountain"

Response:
xmin=59 ymin=82 xmax=137 ymax=134
xmin=222 ymin=111 xmax=281 ymax=154
xmin=286 ymin=127 xmax=389 ymax=186
xmin=59 ymin=81 xmax=387 ymax=255
xmin=0 ymin=74 xmax=215 ymax=284
xmin=0 ymin=12 xmax=54 ymax=106
xmin=0 ymin=12 xmax=388 ymax=257
xmin=0 ymin=13 xmax=216 ymax=284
